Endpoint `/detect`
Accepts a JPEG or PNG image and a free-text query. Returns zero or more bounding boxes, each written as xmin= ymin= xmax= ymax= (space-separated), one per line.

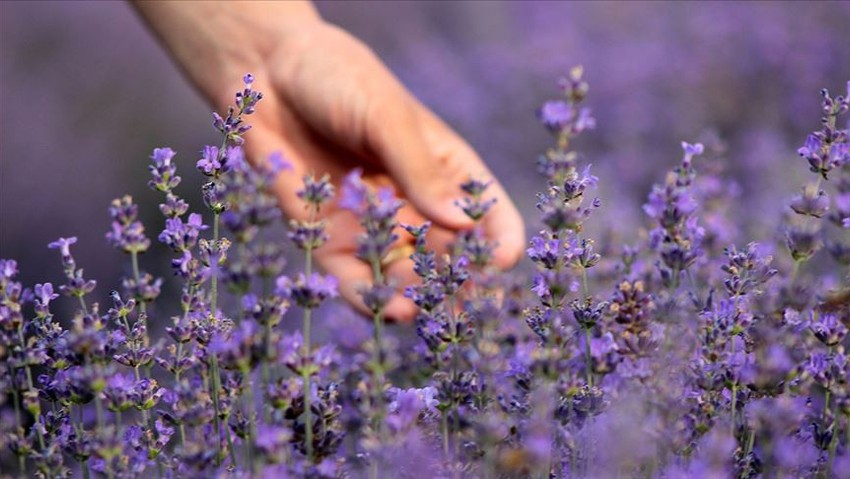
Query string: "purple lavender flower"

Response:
xmin=570 ymin=297 xmax=609 ymax=328
xmin=276 ymin=272 xmax=339 ymax=309
xmin=538 ymin=100 xmax=572 ymax=130
xmin=831 ymin=191 xmax=850 ymax=228
xmin=681 ymin=141 xmax=705 ymax=164
xmin=8 ymin=69 xmax=850 ymax=478
xmin=33 ymin=282 xmax=58 ymax=317
xmin=102 ymin=373 xmax=135 ymax=412
xmin=287 ymin=220 xmax=329 ymax=251
xmin=147 ymin=147 xmax=180 ymax=192
xmin=456 ymin=178 xmax=497 ymax=221
xmin=130 ymin=378 xmax=165 ymax=411
xmin=210 ymin=319 xmax=265 ymax=370
xmin=0 ymin=258 xmax=17 ymax=279
xmin=158 ymin=193 xmax=188 ymax=218
xmin=789 ymin=185 xmax=830 ymax=218
xmin=339 ymin=169 xmax=404 ymax=264
xmin=48 ymin=236 xmax=97 ymax=298
xmin=235 ymin=73 xmax=263 ymax=115
xmin=158 ymin=213 xmax=207 ymax=252
xmin=797 ymin=86 xmax=850 ymax=179
xmin=721 ymin=242 xmax=777 ymax=297
xmin=808 ymin=311 xmax=847 ymax=346
xmin=105 ymin=196 xmax=150 ymax=254
xmin=47 ymin=236 xmax=77 ymax=261
xmin=196 ymin=144 xmax=222 ymax=177
xmin=784 ymin=220 xmax=822 ymax=262
xmin=643 ymin=142 xmax=706 ymax=287
xmin=297 ymin=173 xmax=335 ymax=208
xmin=338 ymin=168 xmax=368 ymax=213
xmin=358 ymin=283 xmax=395 ymax=315
xmin=255 ymin=424 xmax=292 ymax=463
xmin=386 ymin=386 xmax=438 ymax=431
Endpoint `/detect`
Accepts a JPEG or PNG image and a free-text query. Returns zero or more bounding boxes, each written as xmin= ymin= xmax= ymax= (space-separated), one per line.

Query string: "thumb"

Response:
xmin=367 ymin=98 xmax=473 ymax=230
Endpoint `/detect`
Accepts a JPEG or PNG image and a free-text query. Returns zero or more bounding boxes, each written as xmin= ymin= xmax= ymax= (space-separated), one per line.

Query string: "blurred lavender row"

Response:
xmin=1 ymin=2 xmax=850 ymax=476
xmin=2 ymin=2 xmax=849 ymax=298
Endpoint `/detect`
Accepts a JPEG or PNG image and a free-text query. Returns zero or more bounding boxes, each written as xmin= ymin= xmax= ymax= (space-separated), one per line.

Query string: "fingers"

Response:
xmin=316 ymin=249 xmax=419 ymax=324
xmin=366 ymin=92 xmax=525 ymax=270
xmin=365 ymin=95 xmax=475 ymax=231
xmin=248 ymin=122 xmax=463 ymax=323
xmin=382 ymin=255 xmax=420 ymax=322
xmin=412 ymin=105 xmax=527 ymax=270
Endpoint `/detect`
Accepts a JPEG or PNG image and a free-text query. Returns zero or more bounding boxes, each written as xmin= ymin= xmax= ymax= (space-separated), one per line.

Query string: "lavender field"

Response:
xmin=1 ymin=2 xmax=849 ymax=478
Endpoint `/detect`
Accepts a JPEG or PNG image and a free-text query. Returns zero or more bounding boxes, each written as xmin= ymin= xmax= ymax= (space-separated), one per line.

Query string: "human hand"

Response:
xmin=134 ymin=1 xmax=525 ymax=322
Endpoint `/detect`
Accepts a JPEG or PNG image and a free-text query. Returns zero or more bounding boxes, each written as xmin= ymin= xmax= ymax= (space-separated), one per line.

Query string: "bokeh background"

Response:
xmin=2 ymin=1 xmax=849 ymax=317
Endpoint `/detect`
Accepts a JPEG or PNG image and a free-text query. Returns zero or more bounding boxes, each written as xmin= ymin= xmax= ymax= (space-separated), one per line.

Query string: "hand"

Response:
xmin=134 ymin=2 xmax=525 ymax=322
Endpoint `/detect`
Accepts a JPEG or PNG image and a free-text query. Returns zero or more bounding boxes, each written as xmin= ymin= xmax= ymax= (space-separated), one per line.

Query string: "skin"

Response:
xmin=133 ymin=1 xmax=525 ymax=322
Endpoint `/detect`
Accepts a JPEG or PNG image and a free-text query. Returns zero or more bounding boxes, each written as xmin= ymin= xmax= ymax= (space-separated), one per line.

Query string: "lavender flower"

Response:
xmin=105 ymin=196 xmax=151 ymax=254
xmin=6 ymin=71 xmax=850 ymax=479
xmin=340 ymin=168 xmax=404 ymax=264
xmin=275 ymin=273 xmax=338 ymax=310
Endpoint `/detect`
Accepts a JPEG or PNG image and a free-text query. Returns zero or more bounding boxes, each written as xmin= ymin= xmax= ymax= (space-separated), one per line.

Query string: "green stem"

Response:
xmin=211 ymin=212 xmax=220 ymax=320
xmin=209 ymin=210 xmax=224 ymax=465
xmin=448 ymin=293 xmax=461 ymax=470
xmin=225 ymin=423 xmax=238 ymax=468
xmin=302 ymin=308 xmax=314 ymax=463
xmin=303 ymin=239 xmax=315 ymax=463
xmin=75 ymin=406 xmax=90 ymax=479
xmin=789 ymin=259 xmax=803 ymax=285
xmin=846 ymin=412 xmax=850 ymax=461
xmin=824 ymin=343 xmax=838 ymax=477
xmin=827 ymin=407 xmax=839 ymax=478
xmin=824 ymin=389 xmax=831 ymax=425
xmin=730 ymin=338 xmax=738 ymax=437
xmin=130 ymin=250 xmax=156 ymax=386
xmin=580 ymin=265 xmax=589 ymax=299
xmin=12 ymin=379 xmax=21 ymax=427
xmin=13 ymin=382 xmax=25 ymax=475
xmin=261 ymin=358 xmax=272 ymax=424
xmin=95 ymin=395 xmax=105 ymax=431
xmin=370 ymin=258 xmax=387 ymax=469
xmin=131 ymin=250 xmax=146 ymax=316
xmin=244 ymin=368 xmax=258 ymax=475
xmin=552 ymin=428 xmax=563 ymax=479
xmin=442 ymin=410 xmax=450 ymax=461
xmin=261 ymin=264 xmax=273 ymax=424
xmin=210 ymin=359 xmax=223 ymax=463
xmin=570 ymin=443 xmax=578 ymax=478
xmin=453 ymin=409 xmax=460 ymax=466
xmin=77 ymin=294 xmax=88 ymax=315
xmin=742 ymin=428 xmax=756 ymax=477
xmin=18 ymin=328 xmax=45 ymax=451
xmin=584 ymin=327 xmax=594 ymax=387
xmin=134 ymin=365 xmax=151 ymax=426
xmin=145 ymin=412 xmax=164 ymax=479
xmin=175 ymin=342 xmax=184 ymax=382
xmin=580 ymin=264 xmax=596 ymax=387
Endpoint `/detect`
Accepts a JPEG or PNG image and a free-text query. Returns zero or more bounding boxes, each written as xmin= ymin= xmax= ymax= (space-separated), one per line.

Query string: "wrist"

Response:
xmin=132 ymin=1 xmax=324 ymax=107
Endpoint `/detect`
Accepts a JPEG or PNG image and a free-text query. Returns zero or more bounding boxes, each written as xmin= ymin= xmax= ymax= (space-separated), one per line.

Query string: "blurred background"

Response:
xmin=1 ymin=1 xmax=849 ymax=316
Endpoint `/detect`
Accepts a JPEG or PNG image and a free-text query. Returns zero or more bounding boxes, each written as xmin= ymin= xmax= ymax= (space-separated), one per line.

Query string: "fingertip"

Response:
xmin=384 ymin=294 xmax=418 ymax=324
xmin=493 ymin=231 xmax=526 ymax=270
xmin=410 ymin=193 xmax=475 ymax=231
xmin=487 ymin=196 xmax=527 ymax=270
